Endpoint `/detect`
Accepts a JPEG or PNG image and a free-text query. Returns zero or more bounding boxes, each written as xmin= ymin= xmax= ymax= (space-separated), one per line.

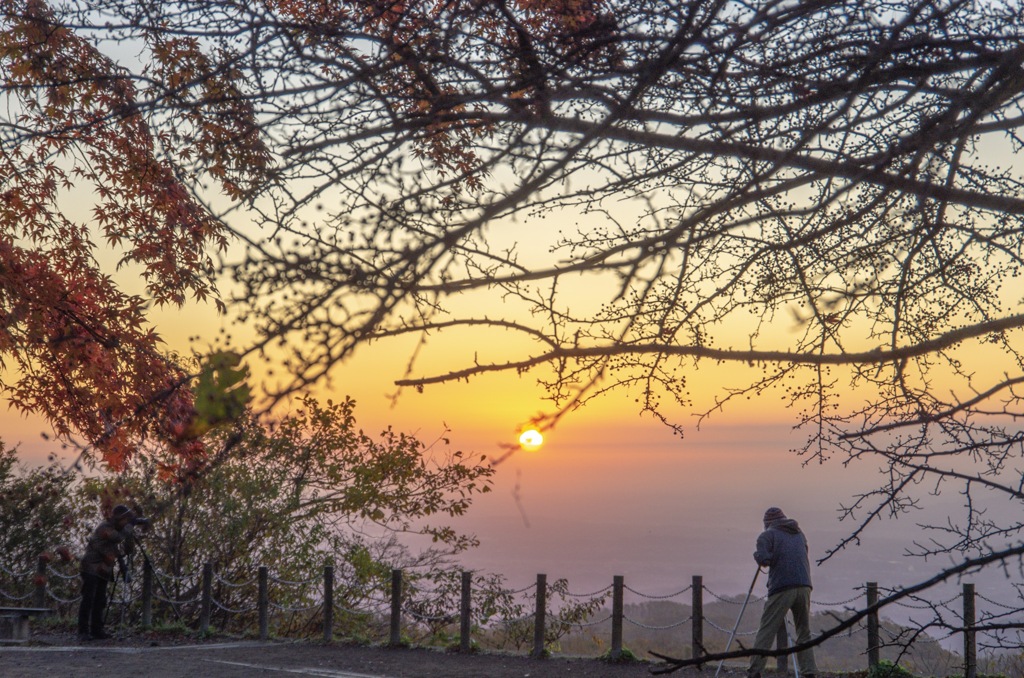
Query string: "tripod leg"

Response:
xmin=118 ymin=582 xmax=127 ymax=638
xmin=785 ymin=622 xmax=800 ymax=678
xmin=104 ymin=575 xmax=117 ymax=627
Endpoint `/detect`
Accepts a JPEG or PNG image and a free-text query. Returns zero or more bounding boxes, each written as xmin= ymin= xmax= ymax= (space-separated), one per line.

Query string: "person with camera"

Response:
xmin=77 ymin=504 xmax=149 ymax=642
xmin=746 ymin=507 xmax=817 ymax=678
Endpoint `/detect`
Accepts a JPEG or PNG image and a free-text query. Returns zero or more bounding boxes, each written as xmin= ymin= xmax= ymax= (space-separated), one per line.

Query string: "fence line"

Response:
xmin=3 ymin=557 xmax=1020 ymax=676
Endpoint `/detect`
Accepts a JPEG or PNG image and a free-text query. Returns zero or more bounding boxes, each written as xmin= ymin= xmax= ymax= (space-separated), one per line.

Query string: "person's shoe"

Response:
xmin=77 ymin=632 xmax=92 ymax=642
xmin=90 ymin=631 xmax=112 ymax=640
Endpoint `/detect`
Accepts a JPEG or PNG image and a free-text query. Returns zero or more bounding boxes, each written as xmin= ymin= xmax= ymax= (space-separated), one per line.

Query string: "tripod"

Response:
xmin=102 ymin=558 xmax=132 ymax=638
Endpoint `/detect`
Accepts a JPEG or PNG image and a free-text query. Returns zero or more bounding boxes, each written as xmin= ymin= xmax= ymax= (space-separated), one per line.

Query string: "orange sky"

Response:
xmin=6 ymin=266 xmax=1022 ymax=651
xmin=7 ymin=174 xmax=1023 ymax=645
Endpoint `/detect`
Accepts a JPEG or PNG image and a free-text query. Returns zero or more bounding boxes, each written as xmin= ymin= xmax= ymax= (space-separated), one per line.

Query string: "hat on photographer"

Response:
xmin=111 ymin=505 xmax=136 ymax=525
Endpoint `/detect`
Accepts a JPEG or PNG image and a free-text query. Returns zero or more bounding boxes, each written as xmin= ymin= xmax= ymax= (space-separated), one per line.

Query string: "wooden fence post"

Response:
xmin=34 ymin=556 xmax=46 ymax=608
xmin=323 ymin=565 xmax=334 ymax=643
xmin=258 ymin=566 xmax=269 ymax=640
xmin=24 ymin=558 xmax=978 ymax=669
xmin=867 ymin=581 xmax=879 ymax=669
xmin=963 ymin=583 xmax=976 ymax=678
xmin=692 ymin=575 xmax=703 ymax=662
xmin=460 ymin=571 xmax=472 ymax=653
xmin=532 ymin=573 xmax=547 ymax=659
xmin=606 ymin=577 xmax=622 ymax=659
xmin=141 ymin=558 xmax=153 ymax=627
xmin=390 ymin=569 xmax=402 ymax=646
xmin=611 ymin=575 xmax=624 ymax=660
xmin=199 ymin=562 xmax=213 ymax=635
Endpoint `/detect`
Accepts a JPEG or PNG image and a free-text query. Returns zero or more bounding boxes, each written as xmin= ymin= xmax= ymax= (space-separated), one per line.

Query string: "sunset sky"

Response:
xmin=5 ymin=10 xmax=1023 ymax=647
xmin=6 ymin=272 xmax=1018 ymax=640
xmin=3 ymin=153 xmax=1019 ymax=647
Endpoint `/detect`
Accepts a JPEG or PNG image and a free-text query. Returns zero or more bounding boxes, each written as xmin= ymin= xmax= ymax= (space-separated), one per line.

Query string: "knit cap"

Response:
xmin=763 ymin=507 xmax=787 ymax=523
xmin=112 ymin=505 xmax=136 ymax=522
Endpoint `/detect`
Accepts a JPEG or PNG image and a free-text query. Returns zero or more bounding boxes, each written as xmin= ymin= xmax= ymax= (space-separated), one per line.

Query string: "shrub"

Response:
xmin=868 ymin=659 xmax=916 ymax=678
xmin=600 ymin=647 xmax=639 ymax=664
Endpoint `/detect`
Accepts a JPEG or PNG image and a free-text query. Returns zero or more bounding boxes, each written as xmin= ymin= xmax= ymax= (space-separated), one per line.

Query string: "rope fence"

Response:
xmin=2 ymin=557 xmax=1022 ymax=677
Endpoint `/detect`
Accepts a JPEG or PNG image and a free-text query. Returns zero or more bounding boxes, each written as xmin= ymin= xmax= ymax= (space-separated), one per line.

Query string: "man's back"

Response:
xmin=754 ymin=518 xmax=811 ymax=595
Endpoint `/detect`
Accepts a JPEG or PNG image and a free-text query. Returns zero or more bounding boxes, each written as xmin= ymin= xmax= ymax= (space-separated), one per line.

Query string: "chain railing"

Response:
xmin=2 ymin=558 xmax=1022 ymax=676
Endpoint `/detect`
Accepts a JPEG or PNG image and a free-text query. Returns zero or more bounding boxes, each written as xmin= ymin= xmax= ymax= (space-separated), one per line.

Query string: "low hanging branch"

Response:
xmin=650 ymin=543 xmax=1024 ymax=674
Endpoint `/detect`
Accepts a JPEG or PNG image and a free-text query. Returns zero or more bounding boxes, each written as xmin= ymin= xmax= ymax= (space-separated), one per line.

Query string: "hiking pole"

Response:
xmin=715 ymin=566 xmax=762 ymax=678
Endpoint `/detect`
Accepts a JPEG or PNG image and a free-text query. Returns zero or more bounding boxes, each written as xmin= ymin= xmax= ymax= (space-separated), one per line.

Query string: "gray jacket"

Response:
xmin=753 ymin=518 xmax=812 ymax=596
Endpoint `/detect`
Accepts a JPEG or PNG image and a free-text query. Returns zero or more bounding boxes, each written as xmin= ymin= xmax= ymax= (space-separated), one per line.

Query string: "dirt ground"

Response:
xmin=0 ymin=628 xmax=787 ymax=678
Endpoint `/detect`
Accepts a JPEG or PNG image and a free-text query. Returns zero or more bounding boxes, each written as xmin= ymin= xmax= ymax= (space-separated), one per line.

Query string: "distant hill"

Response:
xmin=557 ymin=596 xmax=964 ymax=675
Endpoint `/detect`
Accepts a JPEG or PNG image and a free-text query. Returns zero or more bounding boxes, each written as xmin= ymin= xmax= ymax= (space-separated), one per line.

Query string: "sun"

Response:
xmin=518 ymin=429 xmax=544 ymax=450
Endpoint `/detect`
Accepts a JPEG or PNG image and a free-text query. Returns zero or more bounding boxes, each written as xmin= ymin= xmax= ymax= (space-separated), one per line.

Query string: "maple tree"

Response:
xmin=0 ymin=0 xmax=267 ymax=468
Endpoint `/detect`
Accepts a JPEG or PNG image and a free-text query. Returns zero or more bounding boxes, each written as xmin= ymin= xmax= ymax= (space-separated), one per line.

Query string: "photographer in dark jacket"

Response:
xmin=77 ymin=504 xmax=149 ymax=641
xmin=747 ymin=507 xmax=817 ymax=678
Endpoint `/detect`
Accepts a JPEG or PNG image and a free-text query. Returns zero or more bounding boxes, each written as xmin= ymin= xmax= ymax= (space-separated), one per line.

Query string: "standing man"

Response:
xmin=77 ymin=504 xmax=142 ymax=641
xmin=747 ymin=507 xmax=817 ymax=678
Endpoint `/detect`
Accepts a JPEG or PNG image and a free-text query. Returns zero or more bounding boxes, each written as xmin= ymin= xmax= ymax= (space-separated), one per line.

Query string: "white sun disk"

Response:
xmin=518 ymin=429 xmax=543 ymax=450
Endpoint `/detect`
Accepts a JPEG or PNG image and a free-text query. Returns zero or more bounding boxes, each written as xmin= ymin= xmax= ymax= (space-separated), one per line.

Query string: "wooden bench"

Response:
xmin=0 ymin=607 xmax=52 ymax=643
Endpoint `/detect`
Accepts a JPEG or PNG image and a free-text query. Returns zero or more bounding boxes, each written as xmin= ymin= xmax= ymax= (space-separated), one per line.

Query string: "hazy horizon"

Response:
xmin=443 ymin=419 xmax=1021 ymax=650
xmin=8 ymin=400 xmax=1020 ymax=657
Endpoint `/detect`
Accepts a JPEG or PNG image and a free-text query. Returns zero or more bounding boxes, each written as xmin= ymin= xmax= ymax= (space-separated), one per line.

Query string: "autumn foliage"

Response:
xmin=0 ymin=0 xmax=267 ymax=468
xmin=0 ymin=0 xmax=619 ymax=466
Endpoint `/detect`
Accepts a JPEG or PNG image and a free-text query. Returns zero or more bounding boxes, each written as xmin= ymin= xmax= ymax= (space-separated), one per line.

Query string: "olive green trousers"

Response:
xmin=747 ymin=585 xmax=817 ymax=676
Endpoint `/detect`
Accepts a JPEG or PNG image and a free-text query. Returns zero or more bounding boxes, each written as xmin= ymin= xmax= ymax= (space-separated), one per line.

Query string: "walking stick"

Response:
xmin=715 ymin=566 xmax=762 ymax=678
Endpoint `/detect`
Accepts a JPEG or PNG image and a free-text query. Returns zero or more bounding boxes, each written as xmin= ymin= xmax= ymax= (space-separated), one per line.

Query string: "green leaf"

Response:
xmin=188 ymin=351 xmax=251 ymax=437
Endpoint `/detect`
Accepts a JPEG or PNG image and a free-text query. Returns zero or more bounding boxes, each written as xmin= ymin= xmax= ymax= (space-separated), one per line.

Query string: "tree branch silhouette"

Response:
xmin=650 ymin=543 xmax=1024 ymax=673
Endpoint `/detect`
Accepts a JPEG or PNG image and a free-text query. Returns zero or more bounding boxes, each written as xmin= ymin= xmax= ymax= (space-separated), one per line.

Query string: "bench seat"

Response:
xmin=0 ymin=607 xmax=52 ymax=643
